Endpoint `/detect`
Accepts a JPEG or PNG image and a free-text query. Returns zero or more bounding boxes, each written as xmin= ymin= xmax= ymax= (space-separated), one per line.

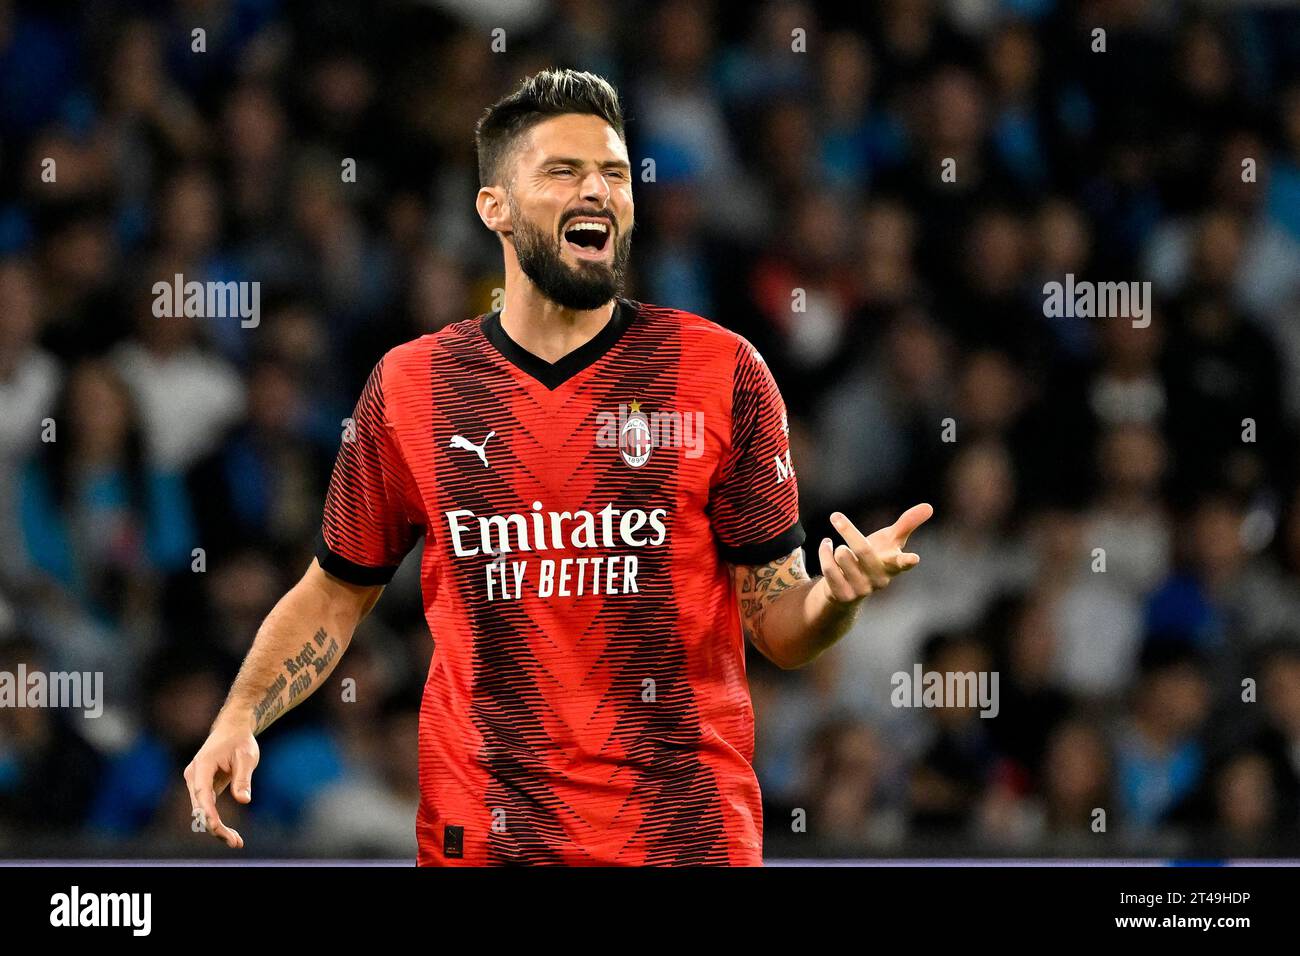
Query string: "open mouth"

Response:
xmin=562 ymin=218 xmax=612 ymax=259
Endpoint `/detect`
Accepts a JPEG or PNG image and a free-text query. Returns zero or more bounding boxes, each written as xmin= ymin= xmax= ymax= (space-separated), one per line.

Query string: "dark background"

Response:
xmin=1 ymin=0 xmax=1299 ymax=860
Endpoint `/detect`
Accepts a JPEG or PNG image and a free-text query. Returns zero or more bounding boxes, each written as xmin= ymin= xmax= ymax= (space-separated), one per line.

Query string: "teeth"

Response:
xmin=567 ymin=222 xmax=608 ymax=233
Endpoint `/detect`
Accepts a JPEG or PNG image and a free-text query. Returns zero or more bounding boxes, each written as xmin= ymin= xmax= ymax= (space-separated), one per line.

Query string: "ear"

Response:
xmin=476 ymin=185 xmax=512 ymax=237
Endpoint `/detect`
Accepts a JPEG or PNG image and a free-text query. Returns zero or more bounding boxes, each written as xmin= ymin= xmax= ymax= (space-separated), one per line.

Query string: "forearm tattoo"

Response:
xmin=736 ymin=547 xmax=809 ymax=649
xmin=251 ymin=627 xmax=341 ymax=734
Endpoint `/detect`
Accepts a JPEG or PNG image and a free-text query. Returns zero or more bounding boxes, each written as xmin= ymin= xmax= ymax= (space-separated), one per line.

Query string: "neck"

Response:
xmin=499 ymin=264 xmax=616 ymax=364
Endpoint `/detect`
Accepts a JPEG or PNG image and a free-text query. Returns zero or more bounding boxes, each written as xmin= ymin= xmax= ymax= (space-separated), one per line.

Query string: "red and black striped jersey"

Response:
xmin=316 ymin=297 xmax=803 ymax=865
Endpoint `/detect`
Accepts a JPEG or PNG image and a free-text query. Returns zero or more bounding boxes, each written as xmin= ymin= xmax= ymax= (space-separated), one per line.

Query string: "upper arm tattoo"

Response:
xmin=735 ymin=546 xmax=809 ymax=649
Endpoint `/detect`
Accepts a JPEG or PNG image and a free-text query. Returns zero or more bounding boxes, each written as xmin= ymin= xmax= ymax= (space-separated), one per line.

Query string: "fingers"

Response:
xmin=817 ymin=537 xmax=857 ymax=603
xmin=830 ymin=511 xmax=910 ymax=586
xmin=184 ymin=757 xmax=244 ymax=850
xmin=819 ymin=535 xmax=888 ymax=603
xmin=888 ymin=552 xmax=921 ymax=573
xmin=841 ymin=540 xmax=890 ymax=590
xmin=820 ymin=508 xmax=927 ymax=604
xmin=832 ymin=541 xmax=881 ymax=591
xmin=890 ymin=503 xmax=934 ymax=548
xmin=829 ymin=511 xmax=871 ymax=553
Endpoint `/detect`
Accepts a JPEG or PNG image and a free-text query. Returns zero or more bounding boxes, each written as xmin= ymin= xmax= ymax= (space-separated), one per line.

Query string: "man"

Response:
xmin=185 ymin=69 xmax=932 ymax=865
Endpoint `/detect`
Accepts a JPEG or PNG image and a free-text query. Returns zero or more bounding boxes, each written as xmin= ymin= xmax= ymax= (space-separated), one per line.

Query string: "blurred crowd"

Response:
xmin=1 ymin=0 xmax=1299 ymax=859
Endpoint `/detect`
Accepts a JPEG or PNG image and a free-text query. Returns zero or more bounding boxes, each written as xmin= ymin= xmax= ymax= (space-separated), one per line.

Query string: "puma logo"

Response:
xmin=449 ymin=431 xmax=494 ymax=468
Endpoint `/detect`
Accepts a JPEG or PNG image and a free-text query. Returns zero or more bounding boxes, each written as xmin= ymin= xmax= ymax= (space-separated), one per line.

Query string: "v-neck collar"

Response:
xmin=481 ymin=297 xmax=639 ymax=390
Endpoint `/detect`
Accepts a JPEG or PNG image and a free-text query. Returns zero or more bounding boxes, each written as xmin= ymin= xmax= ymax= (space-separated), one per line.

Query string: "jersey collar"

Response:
xmin=481 ymin=297 xmax=639 ymax=390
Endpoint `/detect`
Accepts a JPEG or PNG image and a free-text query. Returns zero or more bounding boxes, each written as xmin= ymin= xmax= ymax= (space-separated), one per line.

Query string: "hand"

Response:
xmin=183 ymin=717 xmax=260 ymax=849
xmin=816 ymin=503 xmax=934 ymax=606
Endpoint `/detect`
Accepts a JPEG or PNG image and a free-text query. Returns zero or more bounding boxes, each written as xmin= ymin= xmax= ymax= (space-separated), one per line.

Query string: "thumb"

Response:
xmin=229 ymin=748 xmax=258 ymax=804
xmin=892 ymin=503 xmax=934 ymax=547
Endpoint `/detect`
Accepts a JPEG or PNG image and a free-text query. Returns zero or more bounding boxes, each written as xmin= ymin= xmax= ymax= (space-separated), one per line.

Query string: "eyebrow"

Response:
xmin=541 ymin=156 xmax=632 ymax=171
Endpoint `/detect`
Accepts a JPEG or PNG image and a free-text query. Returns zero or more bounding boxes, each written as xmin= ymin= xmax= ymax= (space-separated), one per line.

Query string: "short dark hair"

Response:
xmin=475 ymin=69 xmax=625 ymax=187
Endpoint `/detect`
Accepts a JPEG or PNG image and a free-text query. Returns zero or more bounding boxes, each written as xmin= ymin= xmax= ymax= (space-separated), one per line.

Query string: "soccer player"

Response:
xmin=185 ymin=69 xmax=932 ymax=865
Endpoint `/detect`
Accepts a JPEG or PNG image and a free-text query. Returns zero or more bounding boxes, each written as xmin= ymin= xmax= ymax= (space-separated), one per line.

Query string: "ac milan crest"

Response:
xmin=619 ymin=399 xmax=653 ymax=468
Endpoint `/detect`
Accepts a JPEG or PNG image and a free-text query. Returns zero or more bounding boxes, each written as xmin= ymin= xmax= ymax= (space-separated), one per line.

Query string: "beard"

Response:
xmin=508 ymin=198 xmax=632 ymax=310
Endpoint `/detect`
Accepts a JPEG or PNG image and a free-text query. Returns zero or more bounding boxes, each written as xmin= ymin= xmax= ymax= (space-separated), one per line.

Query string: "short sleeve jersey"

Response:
xmin=318 ymin=298 xmax=803 ymax=865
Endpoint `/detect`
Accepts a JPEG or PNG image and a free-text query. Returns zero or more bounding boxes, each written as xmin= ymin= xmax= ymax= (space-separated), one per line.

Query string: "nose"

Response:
xmin=580 ymin=169 xmax=611 ymax=207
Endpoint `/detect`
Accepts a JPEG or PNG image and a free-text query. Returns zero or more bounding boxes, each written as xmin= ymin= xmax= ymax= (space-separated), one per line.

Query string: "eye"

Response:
xmin=550 ymin=168 xmax=576 ymax=178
